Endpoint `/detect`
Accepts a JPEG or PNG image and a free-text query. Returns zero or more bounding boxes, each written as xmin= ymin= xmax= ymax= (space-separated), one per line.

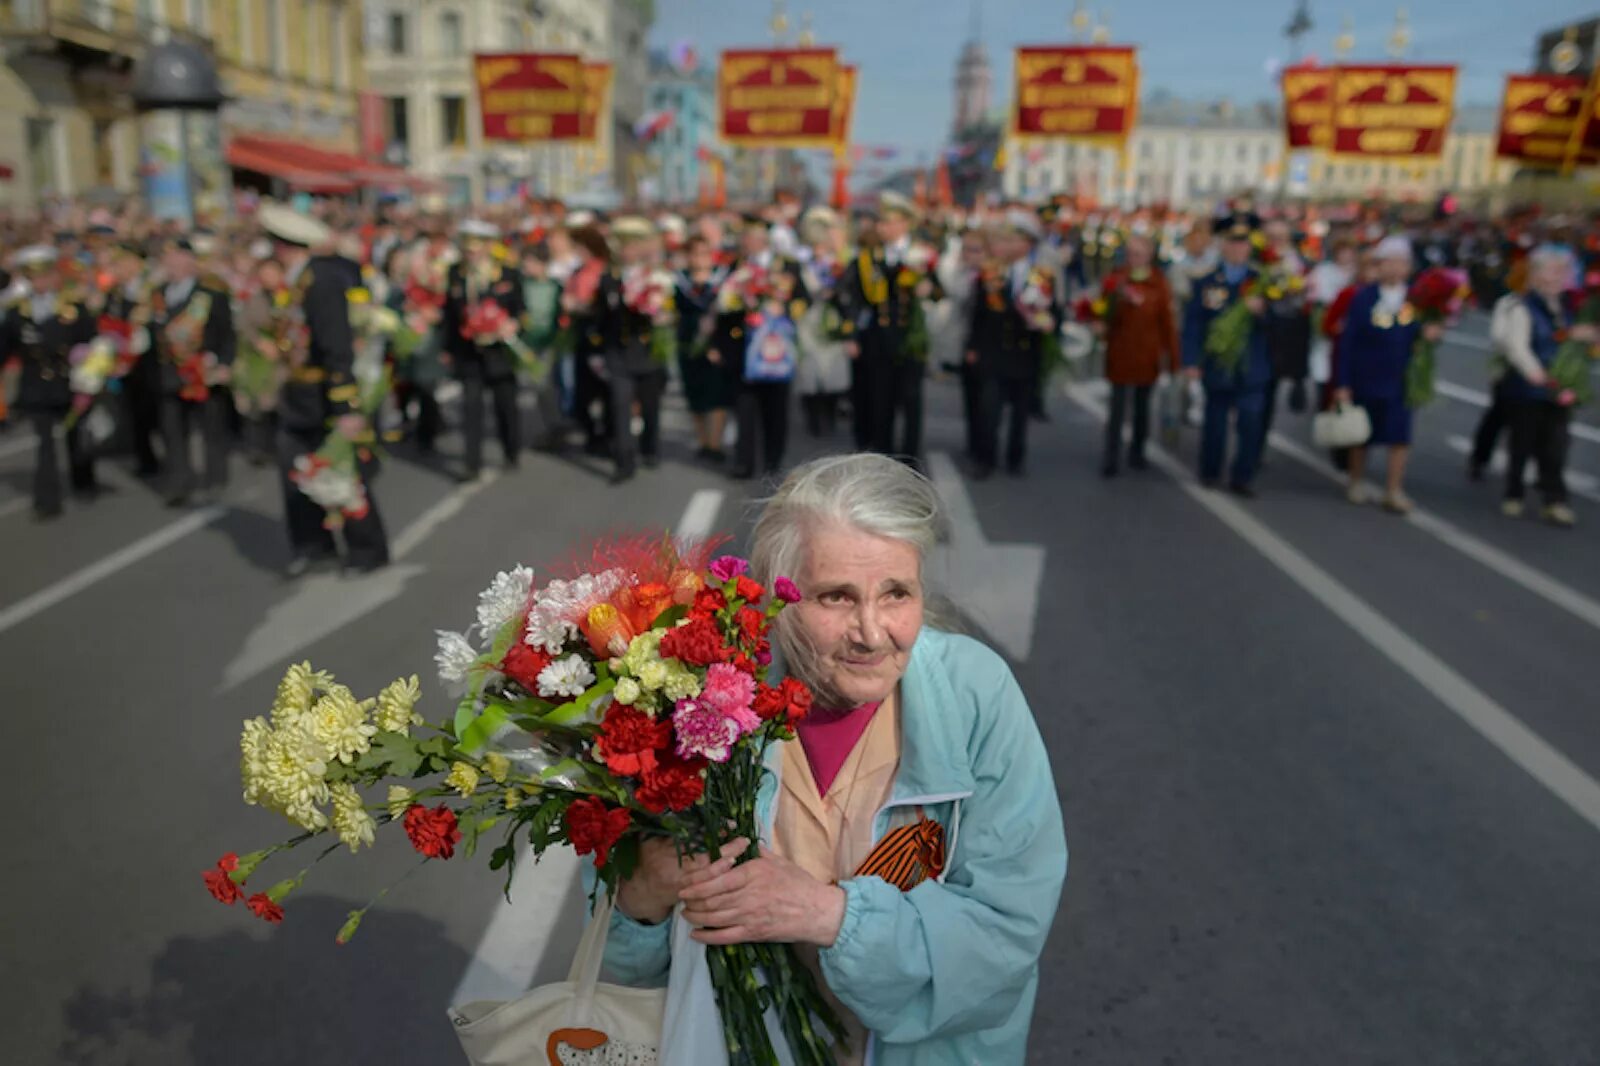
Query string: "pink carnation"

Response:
xmin=709 ymin=556 xmax=749 ymax=583
xmin=773 ymin=576 xmax=802 ymax=604
xmin=672 ymin=698 xmax=737 ymax=763
xmin=700 ymin=662 xmax=760 ymax=736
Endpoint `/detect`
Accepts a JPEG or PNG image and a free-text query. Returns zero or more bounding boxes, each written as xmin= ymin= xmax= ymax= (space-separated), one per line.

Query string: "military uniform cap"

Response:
xmin=458 ymin=218 xmax=500 ymax=240
xmin=739 ymin=212 xmax=771 ymax=230
xmin=12 ymin=245 xmax=57 ymax=272
xmin=1003 ymin=208 xmax=1042 ymax=242
xmin=259 ymin=202 xmax=333 ymax=247
xmin=879 ymin=191 xmax=919 ymax=221
xmin=1213 ymin=212 xmax=1261 ymax=240
xmin=566 ymin=209 xmax=597 ymax=229
xmin=800 ymin=205 xmax=838 ymax=237
xmin=611 ymin=215 xmax=656 ymax=243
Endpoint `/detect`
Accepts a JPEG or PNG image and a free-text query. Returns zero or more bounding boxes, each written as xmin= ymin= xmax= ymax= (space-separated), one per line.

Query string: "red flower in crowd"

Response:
xmin=595 ymin=704 xmax=672 ymax=778
xmin=217 ymin=852 xmax=239 ymax=872
xmin=659 ymin=616 xmax=730 ymax=666
xmin=246 ymin=893 xmax=284 ymax=923
xmin=636 ymin=753 xmax=707 ymax=813
xmin=779 ymin=677 xmax=813 ymax=724
xmin=203 ymin=867 xmax=243 ymax=906
xmin=692 ymin=588 xmax=727 ymax=618
xmin=736 ymin=606 xmax=766 ymax=643
xmin=752 ymin=682 xmax=786 ymax=721
xmin=500 ymin=641 xmax=553 ymax=694
xmin=565 ymin=797 xmax=632 ymax=868
xmin=403 ymin=804 xmax=462 ymax=860
xmin=734 ymin=576 xmax=766 ymax=604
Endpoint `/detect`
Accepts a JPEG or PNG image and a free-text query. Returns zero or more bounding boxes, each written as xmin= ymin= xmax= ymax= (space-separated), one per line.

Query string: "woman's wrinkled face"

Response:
xmin=789 ymin=522 xmax=924 ymax=708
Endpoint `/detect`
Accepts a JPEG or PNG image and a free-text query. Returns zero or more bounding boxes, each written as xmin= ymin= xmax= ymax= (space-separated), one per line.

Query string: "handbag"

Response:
xmin=448 ymin=899 xmax=665 ymax=1066
xmin=1312 ymin=402 xmax=1372 ymax=449
xmin=743 ymin=313 xmax=799 ymax=383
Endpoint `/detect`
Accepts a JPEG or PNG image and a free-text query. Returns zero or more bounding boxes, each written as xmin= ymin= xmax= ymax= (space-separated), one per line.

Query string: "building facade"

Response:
xmin=644 ymin=50 xmax=714 ymax=205
xmin=0 ymin=0 xmax=361 ymax=214
xmin=607 ymin=0 xmax=651 ymax=200
xmin=361 ymin=0 xmax=612 ymax=208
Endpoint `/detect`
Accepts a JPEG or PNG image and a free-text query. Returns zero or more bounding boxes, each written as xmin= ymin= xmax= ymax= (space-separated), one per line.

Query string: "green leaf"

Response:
xmin=652 ymin=604 xmax=688 ymax=631
xmin=458 ymin=701 xmax=512 ymax=755
xmin=543 ymin=677 xmax=616 ymax=727
xmin=452 ymin=693 xmax=481 ymax=742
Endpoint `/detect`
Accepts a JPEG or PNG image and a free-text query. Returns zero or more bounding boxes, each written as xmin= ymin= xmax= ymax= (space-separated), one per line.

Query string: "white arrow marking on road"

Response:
xmin=449 ymin=486 xmax=727 ymax=1008
xmin=215 ymin=470 xmax=502 ymax=693
xmin=926 ymin=451 xmax=1047 ymax=663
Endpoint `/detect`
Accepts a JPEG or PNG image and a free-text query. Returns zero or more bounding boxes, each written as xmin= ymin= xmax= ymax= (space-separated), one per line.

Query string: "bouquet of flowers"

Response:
xmin=1403 ymin=266 xmax=1471 ymax=409
xmin=288 ymin=438 xmax=371 ymax=528
xmin=1257 ymin=248 xmax=1308 ymax=304
xmin=1550 ymin=278 xmax=1600 ymax=407
xmin=462 ymin=298 xmax=539 ymax=373
xmin=206 ymin=541 xmax=844 ymax=1065
xmin=63 ymin=335 xmax=120 ymax=429
xmin=154 ymin=288 xmax=216 ymax=403
xmin=1014 ymin=265 xmax=1057 ymax=333
xmin=234 ymin=287 xmax=302 ymax=412
xmin=624 ymin=267 xmax=680 ymax=365
xmin=1204 ymin=280 xmax=1259 ymax=375
xmin=717 ymin=262 xmax=777 ymax=317
xmin=347 ymin=287 xmax=400 ymax=338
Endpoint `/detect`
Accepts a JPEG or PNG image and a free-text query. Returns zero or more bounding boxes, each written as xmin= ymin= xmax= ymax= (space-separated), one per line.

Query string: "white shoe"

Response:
xmin=1501 ymin=499 xmax=1525 ymax=518
xmin=1345 ymin=482 xmax=1369 ymax=505
xmin=1542 ymin=503 xmax=1577 ymax=528
xmin=1381 ymin=493 xmax=1414 ymax=515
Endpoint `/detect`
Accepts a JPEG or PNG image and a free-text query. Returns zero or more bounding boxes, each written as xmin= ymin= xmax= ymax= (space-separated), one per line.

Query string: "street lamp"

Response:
xmin=131 ymin=39 xmax=226 ymax=226
xmin=1070 ymin=0 xmax=1092 ymax=41
xmin=1333 ymin=16 xmax=1355 ymax=59
xmin=1387 ymin=7 xmax=1410 ymax=59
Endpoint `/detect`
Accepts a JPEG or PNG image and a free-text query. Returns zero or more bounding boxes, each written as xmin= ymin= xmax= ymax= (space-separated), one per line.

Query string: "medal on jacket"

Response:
xmin=1202 ymin=285 xmax=1229 ymax=310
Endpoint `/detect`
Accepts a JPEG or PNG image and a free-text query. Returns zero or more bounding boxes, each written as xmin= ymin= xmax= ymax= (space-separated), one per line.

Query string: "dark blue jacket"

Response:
xmin=1336 ymin=284 xmax=1421 ymax=400
xmin=1503 ymin=291 xmax=1563 ymax=403
xmin=1180 ymin=265 xmax=1271 ymax=390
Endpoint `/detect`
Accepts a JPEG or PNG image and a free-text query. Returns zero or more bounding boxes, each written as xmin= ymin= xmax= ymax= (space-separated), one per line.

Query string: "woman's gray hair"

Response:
xmin=1530 ymin=244 xmax=1576 ymax=283
xmin=750 ymin=454 xmax=948 ymax=697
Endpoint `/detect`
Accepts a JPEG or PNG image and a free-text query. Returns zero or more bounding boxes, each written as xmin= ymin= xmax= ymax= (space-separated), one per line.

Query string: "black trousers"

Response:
xmin=29 ymin=411 xmax=93 ymax=516
xmin=461 ymin=374 xmax=521 ymax=475
xmin=608 ymin=367 xmax=666 ymax=477
xmin=124 ymin=372 xmax=161 ymax=474
xmin=159 ymin=392 xmax=230 ymax=500
xmin=1470 ymin=378 xmax=1513 ymax=471
xmin=1505 ymin=400 xmax=1570 ymax=504
xmin=801 ymin=392 xmax=843 ymax=438
xmin=959 ymin=362 xmax=983 ymax=459
xmin=576 ymin=356 xmax=611 ymax=447
xmin=1104 ymin=384 xmax=1153 ymax=470
xmin=735 ymin=381 xmax=791 ymax=475
xmin=277 ymin=426 xmax=390 ymax=567
xmin=977 ymin=375 xmax=1032 ymax=473
xmin=399 ymin=381 xmax=444 ymax=451
xmin=866 ymin=360 xmax=924 ymax=460
xmin=849 ymin=355 xmax=873 ymax=450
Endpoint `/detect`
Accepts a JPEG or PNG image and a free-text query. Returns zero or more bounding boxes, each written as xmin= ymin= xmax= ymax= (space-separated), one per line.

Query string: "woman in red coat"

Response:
xmin=1099 ymin=233 xmax=1180 ymax=476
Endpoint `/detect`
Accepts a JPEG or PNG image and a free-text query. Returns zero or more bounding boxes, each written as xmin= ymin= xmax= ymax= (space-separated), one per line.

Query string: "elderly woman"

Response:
xmin=1495 ymin=245 xmax=1595 ymax=528
xmin=1098 ymin=232 xmax=1179 ymax=477
xmin=603 ymin=453 xmax=1068 ymax=1065
xmin=1334 ymin=236 xmax=1442 ymax=514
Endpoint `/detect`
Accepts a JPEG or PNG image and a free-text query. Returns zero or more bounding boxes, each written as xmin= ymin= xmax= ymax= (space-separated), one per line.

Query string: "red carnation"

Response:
xmin=736 ymin=605 xmax=766 ymax=643
xmin=246 ymin=893 xmax=284 ymax=923
xmin=779 ymin=676 xmax=814 ymax=724
xmin=692 ymin=588 xmax=727 ymax=618
xmin=403 ymin=803 xmax=462 ymax=860
xmin=501 ymin=641 xmax=553 ymax=694
xmin=217 ymin=852 xmax=239 ymax=872
xmin=595 ymin=704 xmax=672 ymax=778
xmin=565 ymin=797 xmax=633 ymax=868
xmin=659 ymin=616 xmax=730 ymax=667
xmin=734 ymin=576 xmax=766 ymax=604
xmin=636 ymin=753 xmax=707 ymax=813
xmin=203 ymin=867 xmax=244 ymax=906
xmin=752 ymin=682 xmax=786 ymax=721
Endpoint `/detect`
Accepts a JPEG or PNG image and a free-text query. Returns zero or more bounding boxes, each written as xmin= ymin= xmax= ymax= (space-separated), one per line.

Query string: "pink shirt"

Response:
xmin=795 ymin=701 xmax=882 ymax=795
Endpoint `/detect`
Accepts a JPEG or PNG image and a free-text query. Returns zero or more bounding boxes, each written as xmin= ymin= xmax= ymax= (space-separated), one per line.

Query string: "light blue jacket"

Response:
xmin=598 ymin=628 xmax=1069 ymax=1065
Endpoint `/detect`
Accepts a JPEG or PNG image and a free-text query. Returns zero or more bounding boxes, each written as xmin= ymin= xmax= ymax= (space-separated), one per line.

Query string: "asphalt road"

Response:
xmin=2 ymin=314 xmax=1598 ymax=1065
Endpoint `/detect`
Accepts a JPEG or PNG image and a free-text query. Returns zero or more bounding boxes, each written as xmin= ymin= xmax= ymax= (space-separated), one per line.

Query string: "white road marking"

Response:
xmin=391 ymin=469 xmax=502 ymax=560
xmin=0 ymin=501 xmax=230 ymax=635
xmin=1067 ymin=386 xmax=1600 ymax=835
xmin=1442 ymin=434 xmax=1600 ymax=504
xmin=449 ymin=487 xmax=727 ymax=1008
xmin=1435 ymin=380 xmax=1600 ymax=446
xmin=926 ymin=451 xmax=1048 ymax=662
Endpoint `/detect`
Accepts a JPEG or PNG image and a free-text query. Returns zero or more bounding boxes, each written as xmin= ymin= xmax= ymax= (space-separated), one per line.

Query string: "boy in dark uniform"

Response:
xmin=150 ymin=236 xmax=235 ymax=506
xmin=441 ymin=219 xmax=525 ymax=481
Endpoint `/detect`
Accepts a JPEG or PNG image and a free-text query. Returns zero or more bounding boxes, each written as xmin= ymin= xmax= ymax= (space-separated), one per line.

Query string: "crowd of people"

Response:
xmin=1 ymin=188 xmax=1594 ymax=574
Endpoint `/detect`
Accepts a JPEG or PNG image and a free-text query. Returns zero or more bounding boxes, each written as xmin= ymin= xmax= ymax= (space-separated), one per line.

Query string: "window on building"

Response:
xmin=387 ymin=11 xmax=406 ymax=54
xmin=387 ymin=95 xmax=409 ymax=148
xmin=264 ymin=0 xmax=281 ymax=70
xmin=1139 ymin=140 xmax=1152 ymax=160
xmin=92 ymin=118 xmax=115 ymax=186
xmin=302 ymin=0 xmax=321 ymax=82
xmin=440 ymin=11 xmax=463 ymax=56
xmin=1188 ymin=140 xmax=1200 ymax=162
xmin=187 ymin=0 xmax=206 ymax=32
xmin=232 ymin=0 xmax=252 ymax=62
xmin=331 ymin=2 xmax=347 ymax=87
xmin=441 ymin=95 xmax=467 ymax=148
xmin=504 ymin=14 xmax=524 ymax=46
xmin=27 ymin=116 xmax=58 ymax=195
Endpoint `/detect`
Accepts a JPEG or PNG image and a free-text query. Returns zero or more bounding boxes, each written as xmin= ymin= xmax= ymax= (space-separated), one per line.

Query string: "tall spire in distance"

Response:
xmin=952 ymin=0 xmax=992 ymax=136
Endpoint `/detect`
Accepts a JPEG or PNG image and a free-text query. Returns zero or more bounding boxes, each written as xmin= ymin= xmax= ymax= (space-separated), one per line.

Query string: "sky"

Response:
xmin=649 ymin=0 xmax=1590 ymax=159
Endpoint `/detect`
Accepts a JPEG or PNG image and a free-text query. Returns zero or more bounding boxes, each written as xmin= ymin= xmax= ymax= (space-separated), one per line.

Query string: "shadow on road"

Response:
xmin=58 ymin=895 xmax=470 ymax=1066
xmin=210 ymin=503 xmax=294 ymax=576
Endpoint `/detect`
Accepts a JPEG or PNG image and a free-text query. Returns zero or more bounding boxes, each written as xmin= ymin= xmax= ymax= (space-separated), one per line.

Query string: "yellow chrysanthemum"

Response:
xmin=374 ymin=675 xmax=423 ymax=735
xmin=484 ymin=752 xmax=511 ymax=784
xmin=240 ymin=717 xmax=272 ymax=806
xmin=307 ymin=685 xmax=378 ymax=765
xmin=637 ymin=660 xmax=669 ymax=692
xmin=271 ymin=661 xmax=334 ymax=727
xmin=386 ymin=785 xmax=414 ymax=819
xmin=614 ymin=677 xmax=642 ymax=705
xmin=330 ymin=782 xmax=376 ymax=853
xmin=256 ymin=723 xmax=330 ymax=831
xmin=447 ymin=761 xmax=481 ymax=797
xmin=662 ymin=666 xmax=701 ymax=703
xmin=503 ymin=787 xmax=522 ymax=810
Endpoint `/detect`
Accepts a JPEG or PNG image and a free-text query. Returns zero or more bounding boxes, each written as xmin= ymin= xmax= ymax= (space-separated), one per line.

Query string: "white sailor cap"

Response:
xmin=656 ymin=213 xmax=687 ymax=236
xmin=800 ymin=205 xmax=839 ymax=236
xmin=878 ymin=191 xmax=919 ymax=221
xmin=458 ymin=218 xmax=500 ymax=241
xmin=11 ymin=245 xmax=58 ymax=272
xmin=566 ymin=209 xmax=597 ymax=229
xmin=259 ymin=202 xmax=333 ymax=248
xmin=1003 ymin=209 xmax=1042 ymax=242
xmin=611 ymin=215 xmax=656 ymax=243
xmin=1373 ymin=234 xmax=1413 ymax=261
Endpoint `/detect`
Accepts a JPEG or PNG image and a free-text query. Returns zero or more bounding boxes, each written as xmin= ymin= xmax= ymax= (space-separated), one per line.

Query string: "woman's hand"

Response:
xmin=1570 ymin=323 xmax=1598 ymax=344
xmin=1244 ymin=295 xmax=1266 ymax=316
xmin=1422 ymin=322 xmax=1444 ymax=343
xmin=616 ymin=837 xmax=708 ymax=925
xmin=1333 ymin=387 xmax=1353 ymax=406
xmin=680 ymin=844 xmax=847 ymax=948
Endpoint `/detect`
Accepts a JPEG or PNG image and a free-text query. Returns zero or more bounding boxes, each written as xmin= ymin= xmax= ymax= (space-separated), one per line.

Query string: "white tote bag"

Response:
xmin=1311 ymin=403 xmax=1372 ymax=449
xmin=449 ymin=900 xmax=665 ymax=1066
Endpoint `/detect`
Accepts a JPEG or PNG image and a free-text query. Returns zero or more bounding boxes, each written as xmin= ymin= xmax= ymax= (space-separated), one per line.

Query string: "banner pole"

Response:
xmin=1561 ymin=64 xmax=1600 ymax=177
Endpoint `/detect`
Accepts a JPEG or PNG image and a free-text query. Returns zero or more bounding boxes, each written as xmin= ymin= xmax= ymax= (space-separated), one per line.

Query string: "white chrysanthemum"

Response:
xmin=240 ymin=717 xmax=272 ymax=806
xmin=662 ymin=666 xmax=702 ymax=703
xmin=435 ymin=630 xmax=478 ymax=684
xmin=523 ymin=569 xmax=629 ymax=654
xmin=476 ymin=565 xmax=534 ymax=633
xmin=330 ymin=782 xmax=376 ymax=853
xmin=307 ymin=685 xmax=378 ymax=765
xmin=637 ymin=660 xmax=669 ymax=692
xmin=619 ymin=630 xmax=665 ymax=675
xmin=271 ymin=661 xmax=334 ymax=728
xmin=374 ymin=675 xmax=423 ymax=734
xmin=537 ymin=654 xmax=596 ymax=699
xmin=522 ymin=614 xmax=578 ymax=655
xmin=386 ymin=785 xmax=414 ymax=819
xmin=258 ymin=724 xmax=330 ymax=831
xmin=447 ymin=760 xmax=481 ymax=797
xmin=614 ymin=677 xmax=642 ymax=705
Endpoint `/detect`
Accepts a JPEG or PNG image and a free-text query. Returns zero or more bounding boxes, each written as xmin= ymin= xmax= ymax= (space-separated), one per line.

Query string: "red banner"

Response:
xmin=474 ymin=53 xmax=587 ymax=142
xmin=1496 ymin=74 xmax=1594 ymax=165
xmin=578 ymin=62 xmax=613 ymax=143
xmin=1281 ymin=66 xmax=1333 ymax=150
xmin=1011 ymin=45 xmax=1139 ymax=142
xmin=719 ymin=47 xmax=839 ymax=147
xmin=1330 ymin=63 xmax=1456 ymax=158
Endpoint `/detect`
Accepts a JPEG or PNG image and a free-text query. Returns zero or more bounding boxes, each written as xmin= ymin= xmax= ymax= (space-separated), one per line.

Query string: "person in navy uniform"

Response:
xmin=964 ymin=210 xmax=1055 ymax=479
xmin=1333 ymin=235 xmax=1442 ymax=515
xmin=707 ymin=214 xmax=810 ymax=481
xmin=442 ymin=219 xmax=526 ymax=481
xmin=100 ymin=242 xmax=162 ymax=478
xmin=0 ymin=247 xmax=97 ymax=519
xmin=261 ymin=203 xmax=390 ymax=577
xmin=150 ymin=235 xmax=235 ymax=506
xmin=593 ymin=216 xmax=672 ymax=485
xmin=1181 ymin=212 xmax=1271 ymax=497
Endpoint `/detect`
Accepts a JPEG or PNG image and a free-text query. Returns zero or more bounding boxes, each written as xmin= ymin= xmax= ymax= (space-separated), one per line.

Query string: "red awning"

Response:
xmin=227 ymin=134 xmax=437 ymax=191
xmin=225 ymin=139 xmax=358 ymax=194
